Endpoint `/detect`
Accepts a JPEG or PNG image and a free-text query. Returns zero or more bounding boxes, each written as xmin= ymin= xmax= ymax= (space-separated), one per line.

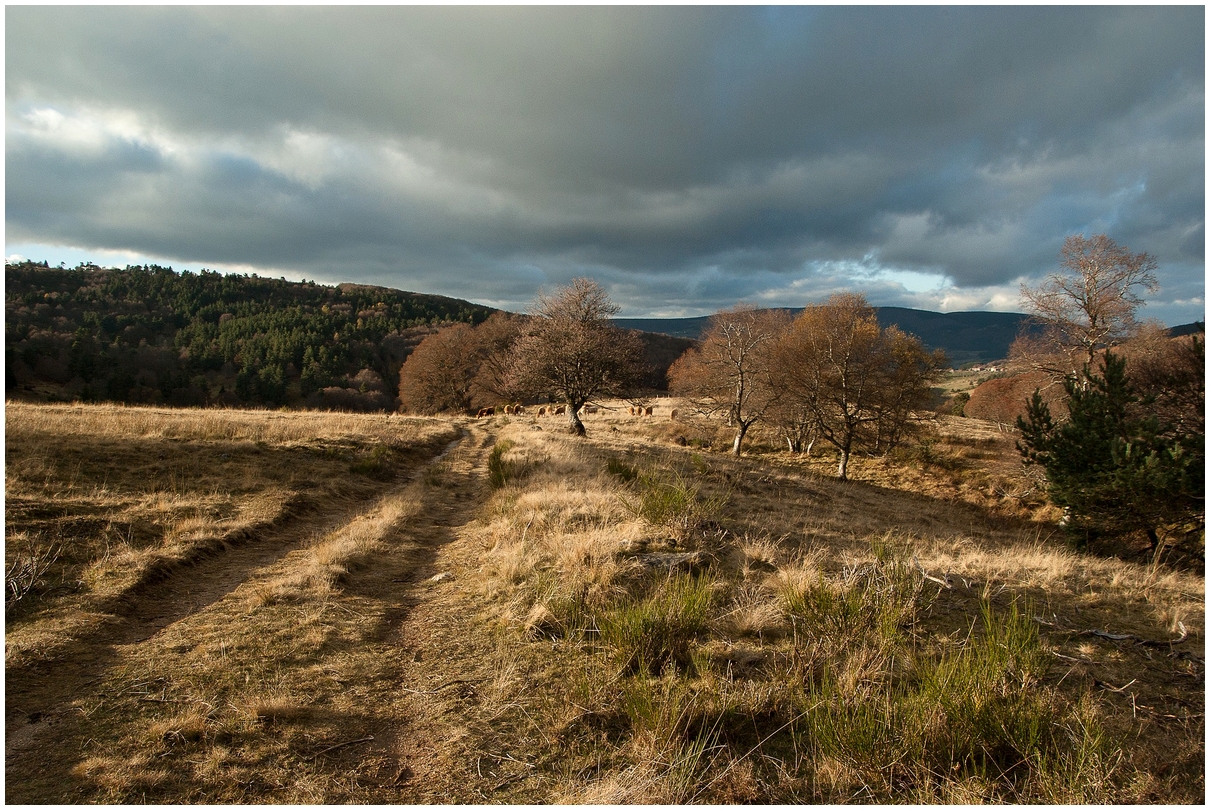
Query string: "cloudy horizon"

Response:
xmin=5 ymin=6 xmax=1205 ymax=324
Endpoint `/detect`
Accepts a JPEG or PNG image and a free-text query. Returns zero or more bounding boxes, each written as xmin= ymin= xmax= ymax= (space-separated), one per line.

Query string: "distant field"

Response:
xmin=5 ymin=401 xmax=1203 ymax=802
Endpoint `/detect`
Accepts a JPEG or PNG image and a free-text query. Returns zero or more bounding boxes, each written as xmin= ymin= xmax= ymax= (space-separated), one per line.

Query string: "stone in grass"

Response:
xmin=428 ymin=572 xmax=454 ymax=584
xmin=625 ymin=550 xmax=711 ymax=576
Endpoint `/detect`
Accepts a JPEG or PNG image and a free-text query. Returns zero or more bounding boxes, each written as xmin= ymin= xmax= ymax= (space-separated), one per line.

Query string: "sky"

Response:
xmin=4 ymin=5 xmax=1205 ymax=324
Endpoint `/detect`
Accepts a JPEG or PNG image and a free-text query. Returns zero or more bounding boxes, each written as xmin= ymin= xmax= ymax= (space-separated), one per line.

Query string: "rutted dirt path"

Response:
xmin=4 ymin=427 xmax=489 ymax=802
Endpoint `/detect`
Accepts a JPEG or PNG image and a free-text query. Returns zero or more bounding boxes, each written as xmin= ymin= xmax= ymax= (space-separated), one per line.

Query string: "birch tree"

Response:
xmin=1015 ymin=233 xmax=1159 ymax=379
xmin=667 ymin=306 xmax=790 ymax=455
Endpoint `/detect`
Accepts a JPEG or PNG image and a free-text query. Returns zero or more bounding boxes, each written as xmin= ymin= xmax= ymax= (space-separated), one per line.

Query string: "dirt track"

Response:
xmin=4 ymin=421 xmax=516 ymax=803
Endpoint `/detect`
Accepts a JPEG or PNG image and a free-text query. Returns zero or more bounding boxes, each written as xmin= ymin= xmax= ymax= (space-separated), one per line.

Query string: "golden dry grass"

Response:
xmin=5 ymin=399 xmax=1203 ymax=803
xmin=4 ymin=402 xmax=457 ymax=668
xmin=463 ymin=399 xmax=1204 ymax=802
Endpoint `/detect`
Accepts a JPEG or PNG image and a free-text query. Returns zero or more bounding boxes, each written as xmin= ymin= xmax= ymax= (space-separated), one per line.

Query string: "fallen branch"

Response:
xmin=910 ymin=556 xmax=979 ymax=590
xmin=1094 ymin=678 xmax=1138 ymax=694
xmin=1079 ymin=622 xmax=1188 ymax=647
xmin=306 ymin=735 xmax=374 ymax=760
xmin=492 ymin=771 xmax=535 ymax=791
xmin=399 ymin=677 xmax=484 ymax=696
xmin=1037 ymin=617 xmax=1190 ymax=649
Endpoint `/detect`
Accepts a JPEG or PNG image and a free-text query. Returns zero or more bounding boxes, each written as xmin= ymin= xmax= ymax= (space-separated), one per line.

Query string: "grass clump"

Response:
xmin=348 ymin=443 xmax=399 ymax=479
xmin=785 ymin=592 xmax=1112 ymax=801
xmin=618 ymin=467 xmax=727 ymax=546
xmin=605 ymin=456 xmax=639 ymax=483
xmin=598 ymin=573 xmax=714 ymax=675
xmin=488 ymin=439 xmax=538 ymax=489
xmin=781 ymin=538 xmax=924 ymax=646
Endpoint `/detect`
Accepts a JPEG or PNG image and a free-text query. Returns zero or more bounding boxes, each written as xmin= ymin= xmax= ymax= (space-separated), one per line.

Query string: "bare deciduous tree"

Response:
xmin=397 ymin=312 xmax=524 ymax=414
xmin=511 ymin=278 xmax=643 ymax=436
xmin=466 ymin=311 xmax=525 ymax=408
xmin=1016 ymin=234 xmax=1159 ymax=378
xmin=869 ymin=326 xmax=947 ymax=453
xmin=397 ymin=322 xmax=480 ymax=414
xmin=667 ymin=306 xmax=791 ymax=455
xmin=774 ymin=293 xmax=939 ymax=480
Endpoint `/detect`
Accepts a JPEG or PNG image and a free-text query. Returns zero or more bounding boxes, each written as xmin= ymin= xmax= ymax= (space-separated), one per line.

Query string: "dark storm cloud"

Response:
xmin=5 ymin=6 xmax=1204 ymax=321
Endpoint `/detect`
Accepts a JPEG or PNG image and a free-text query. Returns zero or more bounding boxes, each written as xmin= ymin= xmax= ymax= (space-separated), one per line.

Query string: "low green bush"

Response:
xmin=488 ymin=440 xmax=531 ymax=489
xmin=599 ymin=573 xmax=714 ymax=675
xmin=619 ymin=468 xmax=727 ymax=546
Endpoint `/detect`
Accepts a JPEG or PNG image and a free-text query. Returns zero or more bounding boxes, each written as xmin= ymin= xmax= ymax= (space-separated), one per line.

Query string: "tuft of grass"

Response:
xmin=780 ymin=537 xmax=924 ymax=647
xmin=605 ymin=456 xmax=639 ymax=483
xmin=598 ymin=573 xmax=714 ymax=675
xmin=618 ymin=467 xmax=727 ymax=547
xmin=488 ymin=440 xmax=537 ymax=489
xmin=348 ymin=443 xmax=399 ymax=479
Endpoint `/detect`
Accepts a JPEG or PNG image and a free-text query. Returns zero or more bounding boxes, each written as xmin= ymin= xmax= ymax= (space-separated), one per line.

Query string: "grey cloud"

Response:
xmin=5 ymin=6 xmax=1204 ymax=322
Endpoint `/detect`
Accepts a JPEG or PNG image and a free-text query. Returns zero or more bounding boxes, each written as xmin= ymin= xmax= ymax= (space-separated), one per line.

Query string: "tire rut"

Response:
xmin=4 ymin=433 xmax=468 ymax=795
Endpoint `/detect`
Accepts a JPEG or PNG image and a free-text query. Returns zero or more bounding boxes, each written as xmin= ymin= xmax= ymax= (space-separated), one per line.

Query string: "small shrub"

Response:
xmin=488 ymin=440 xmax=526 ymax=489
xmin=599 ymin=573 xmax=714 ymax=675
xmin=619 ymin=468 xmax=727 ymax=546
xmin=5 ymin=535 xmax=63 ymax=612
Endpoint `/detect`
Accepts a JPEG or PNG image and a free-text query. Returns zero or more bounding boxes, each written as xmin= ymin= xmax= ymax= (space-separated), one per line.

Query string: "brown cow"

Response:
xmin=513 ymin=404 xmax=525 ymax=415
xmin=554 ymin=405 xmax=566 ymax=415
xmin=537 ymin=406 xmax=547 ymax=417
xmin=476 ymin=407 xmax=495 ymax=418
xmin=670 ymin=409 xmax=679 ymax=419
xmin=644 ymin=406 xmax=653 ymax=416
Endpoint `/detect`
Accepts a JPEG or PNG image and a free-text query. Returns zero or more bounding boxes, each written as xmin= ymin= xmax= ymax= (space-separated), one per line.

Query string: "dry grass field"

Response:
xmin=4 ymin=400 xmax=1203 ymax=802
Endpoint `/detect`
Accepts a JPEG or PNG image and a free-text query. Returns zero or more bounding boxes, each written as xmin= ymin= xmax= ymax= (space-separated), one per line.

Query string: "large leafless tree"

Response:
xmin=1015 ymin=233 xmax=1159 ymax=379
xmin=511 ymin=278 xmax=643 ymax=436
xmin=667 ymin=305 xmax=790 ymax=455
xmin=397 ymin=322 xmax=480 ymax=414
xmin=774 ymin=293 xmax=941 ymax=480
xmin=397 ymin=312 xmax=524 ymax=414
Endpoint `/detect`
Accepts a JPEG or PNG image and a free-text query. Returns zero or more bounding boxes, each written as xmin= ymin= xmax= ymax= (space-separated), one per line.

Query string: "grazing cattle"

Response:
xmin=581 ymin=405 xmax=598 ymax=415
xmin=554 ymin=405 xmax=566 ymax=415
xmin=670 ymin=409 xmax=679 ymax=419
xmin=644 ymin=406 xmax=653 ymax=416
xmin=513 ymin=404 xmax=525 ymax=415
xmin=503 ymin=404 xmax=513 ymax=415
xmin=476 ymin=407 xmax=495 ymax=418
xmin=629 ymin=406 xmax=636 ymax=415
xmin=537 ymin=407 xmax=547 ymax=417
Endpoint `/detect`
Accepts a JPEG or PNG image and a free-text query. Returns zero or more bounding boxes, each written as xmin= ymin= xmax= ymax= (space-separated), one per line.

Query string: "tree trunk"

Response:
xmin=567 ymin=403 xmax=586 ymax=436
xmin=837 ymin=447 xmax=850 ymax=480
xmin=732 ymin=422 xmax=749 ymax=455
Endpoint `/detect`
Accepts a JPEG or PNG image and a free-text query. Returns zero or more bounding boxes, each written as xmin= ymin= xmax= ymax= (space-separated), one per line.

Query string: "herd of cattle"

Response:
xmin=473 ymin=403 xmax=678 ymax=419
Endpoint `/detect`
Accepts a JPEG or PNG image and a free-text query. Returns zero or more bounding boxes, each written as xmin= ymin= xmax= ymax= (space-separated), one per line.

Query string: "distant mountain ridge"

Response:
xmin=613 ymin=308 xmax=1030 ymax=366
xmin=615 ymin=308 xmax=1205 ymax=366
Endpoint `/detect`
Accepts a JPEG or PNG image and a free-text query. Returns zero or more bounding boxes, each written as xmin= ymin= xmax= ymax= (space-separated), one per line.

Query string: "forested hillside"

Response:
xmin=5 ymin=262 xmax=494 ymax=410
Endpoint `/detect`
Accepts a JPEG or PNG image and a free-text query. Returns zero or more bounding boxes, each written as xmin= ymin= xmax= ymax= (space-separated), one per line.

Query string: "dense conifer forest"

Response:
xmin=5 ymin=262 xmax=494 ymax=410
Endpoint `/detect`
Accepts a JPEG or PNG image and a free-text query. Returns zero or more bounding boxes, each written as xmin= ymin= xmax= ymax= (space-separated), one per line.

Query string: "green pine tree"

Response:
xmin=1017 ymin=351 xmax=1204 ymax=550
